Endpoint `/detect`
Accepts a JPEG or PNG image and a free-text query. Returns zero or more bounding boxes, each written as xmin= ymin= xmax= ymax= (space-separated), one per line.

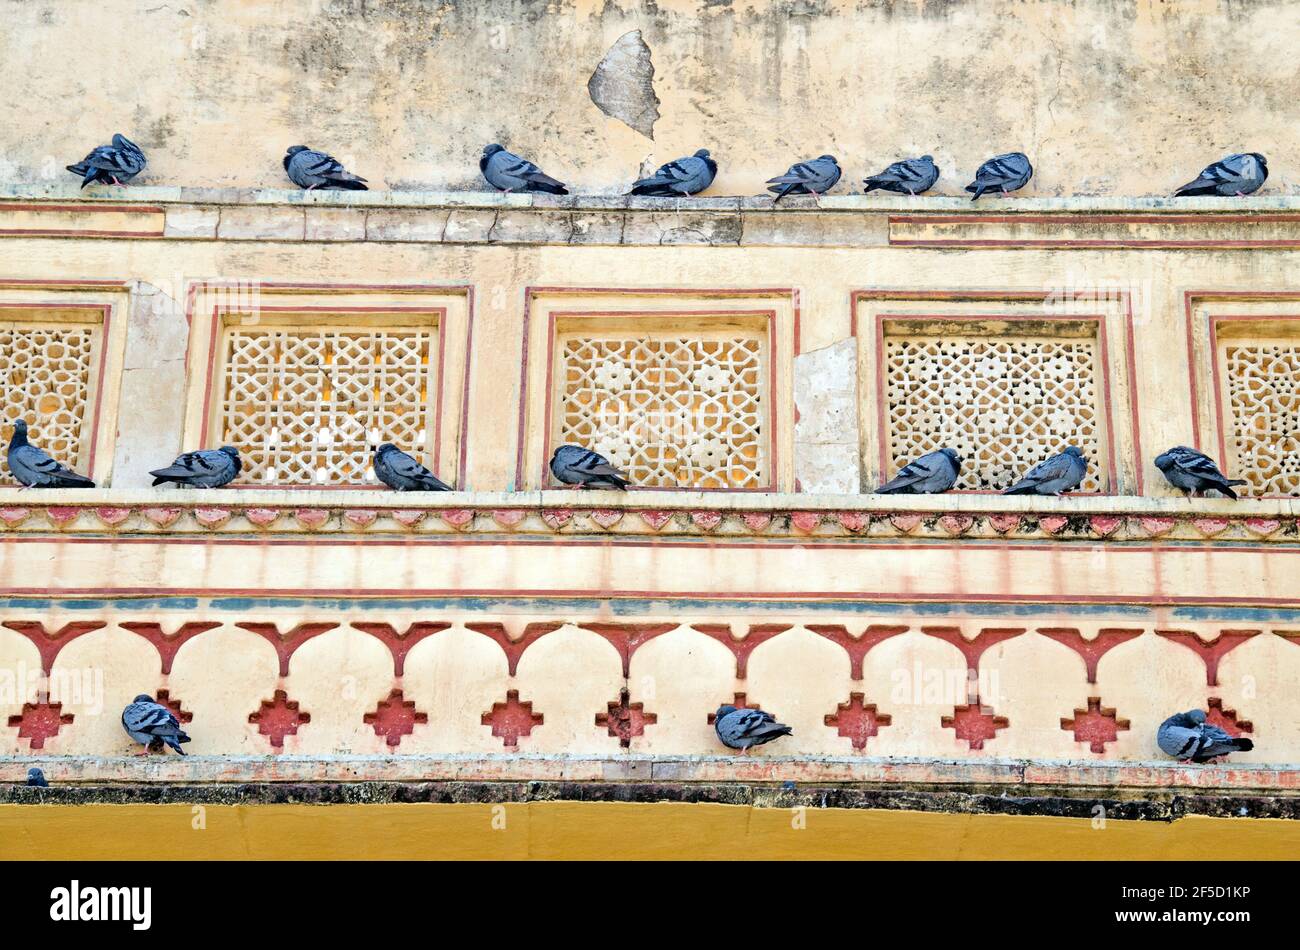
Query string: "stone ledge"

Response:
xmin=3 ymin=754 xmax=1298 ymax=797
xmin=0 ymin=489 xmax=1293 ymax=542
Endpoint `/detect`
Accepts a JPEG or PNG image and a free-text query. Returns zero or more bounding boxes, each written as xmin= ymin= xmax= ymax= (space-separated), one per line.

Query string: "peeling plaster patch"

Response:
xmin=794 ymin=338 xmax=860 ymax=494
xmin=588 ymin=30 xmax=660 ymax=140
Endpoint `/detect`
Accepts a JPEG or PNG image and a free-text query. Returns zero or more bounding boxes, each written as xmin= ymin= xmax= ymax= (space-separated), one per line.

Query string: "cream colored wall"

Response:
xmin=1 ymin=1 xmax=1296 ymax=197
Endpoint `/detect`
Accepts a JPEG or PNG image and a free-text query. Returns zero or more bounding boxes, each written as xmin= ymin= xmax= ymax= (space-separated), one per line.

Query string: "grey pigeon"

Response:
xmin=877 ymin=448 xmax=962 ymax=494
xmin=480 ymin=144 xmax=568 ymax=194
xmin=1003 ymin=446 xmax=1087 ymax=495
xmin=766 ymin=155 xmax=841 ymax=201
xmin=66 ymin=134 xmax=146 ymax=188
xmin=965 ymin=151 xmax=1033 ymax=201
xmin=1155 ymin=446 xmax=1247 ymax=499
xmin=863 ymin=154 xmax=939 ymax=196
xmin=283 ymin=146 xmax=368 ymax=190
xmin=149 ymin=446 xmax=241 ymax=489
xmin=629 ymin=149 xmax=717 ymax=197
xmin=714 ymin=705 xmax=792 ymax=754
xmin=122 ymin=694 xmax=190 ymax=755
xmin=549 ymin=445 xmax=629 ymax=490
xmin=1174 ymin=153 xmax=1267 ymax=197
xmin=1157 ymin=709 xmax=1253 ymax=763
xmin=6 ymin=420 xmax=94 ymax=488
xmin=373 ymin=443 xmax=452 ymax=491
xmin=26 ymin=767 xmax=48 ymax=787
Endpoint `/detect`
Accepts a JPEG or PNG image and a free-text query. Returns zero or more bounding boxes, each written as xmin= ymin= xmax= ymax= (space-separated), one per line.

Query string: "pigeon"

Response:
xmin=965 ymin=151 xmax=1033 ymax=201
xmin=1003 ymin=446 xmax=1087 ymax=495
xmin=629 ymin=149 xmax=718 ymax=197
xmin=549 ymin=445 xmax=629 ymax=490
xmin=877 ymin=448 xmax=962 ymax=494
xmin=6 ymin=420 xmax=95 ymax=488
xmin=149 ymin=446 xmax=241 ymax=489
xmin=1157 ymin=709 xmax=1253 ymax=763
xmin=1174 ymin=153 xmax=1268 ymax=197
xmin=373 ymin=443 xmax=452 ymax=491
xmin=480 ymin=144 xmax=568 ymax=194
xmin=121 ymin=694 xmax=190 ymax=756
xmin=863 ymin=155 xmax=939 ymax=196
xmin=66 ymin=134 xmax=146 ymax=188
xmin=714 ymin=705 xmax=793 ymax=755
xmin=26 ymin=767 xmax=48 ymax=787
xmin=283 ymin=146 xmax=368 ymax=190
xmin=1154 ymin=446 xmax=1247 ymax=499
xmin=766 ymin=155 xmax=841 ymax=201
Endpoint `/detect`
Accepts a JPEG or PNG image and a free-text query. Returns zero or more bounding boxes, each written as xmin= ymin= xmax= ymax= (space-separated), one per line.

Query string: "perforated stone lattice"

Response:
xmin=1224 ymin=343 xmax=1300 ymax=496
xmin=556 ymin=333 xmax=767 ymax=489
xmin=0 ymin=323 xmax=95 ymax=483
xmin=884 ymin=335 xmax=1102 ymax=491
xmin=219 ymin=326 xmax=434 ymax=486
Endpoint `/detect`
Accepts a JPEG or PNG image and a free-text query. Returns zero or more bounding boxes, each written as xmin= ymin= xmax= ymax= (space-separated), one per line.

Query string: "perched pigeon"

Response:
xmin=766 ymin=155 xmax=841 ymax=201
xmin=26 ymin=767 xmax=48 ymax=788
xmin=863 ymin=154 xmax=939 ymax=196
xmin=714 ymin=705 xmax=793 ymax=754
xmin=965 ymin=151 xmax=1033 ymax=201
xmin=149 ymin=446 xmax=241 ymax=489
xmin=1155 ymin=446 xmax=1247 ymax=499
xmin=373 ymin=443 xmax=452 ymax=491
xmin=1174 ymin=153 xmax=1268 ymax=197
xmin=549 ymin=445 xmax=629 ymax=490
xmin=1003 ymin=446 xmax=1087 ymax=495
xmin=66 ymin=134 xmax=146 ymax=188
xmin=1157 ymin=709 xmax=1253 ymax=763
xmin=283 ymin=146 xmax=368 ymax=190
xmin=629 ymin=149 xmax=718 ymax=197
xmin=6 ymin=420 xmax=94 ymax=488
xmin=877 ymin=448 xmax=962 ymax=494
xmin=480 ymin=144 xmax=568 ymax=194
xmin=121 ymin=694 xmax=190 ymax=756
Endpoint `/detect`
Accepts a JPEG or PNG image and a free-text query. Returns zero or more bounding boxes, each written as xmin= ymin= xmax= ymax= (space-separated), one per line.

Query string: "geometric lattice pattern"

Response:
xmin=885 ymin=334 xmax=1102 ymax=491
xmin=556 ymin=333 xmax=766 ymax=488
xmin=0 ymin=323 xmax=96 ymax=483
xmin=1223 ymin=343 xmax=1300 ymax=496
xmin=219 ymin=326 xmax=433 ymax=486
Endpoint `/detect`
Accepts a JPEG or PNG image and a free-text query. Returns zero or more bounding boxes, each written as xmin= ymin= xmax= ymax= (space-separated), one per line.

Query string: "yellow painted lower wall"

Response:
xmin=4 ymin=803 xmax=1298 ymax=860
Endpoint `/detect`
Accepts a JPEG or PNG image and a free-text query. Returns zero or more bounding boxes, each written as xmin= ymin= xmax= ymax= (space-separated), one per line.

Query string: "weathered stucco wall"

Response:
xmin=0 ymin=0 xmax=1296 ymax=196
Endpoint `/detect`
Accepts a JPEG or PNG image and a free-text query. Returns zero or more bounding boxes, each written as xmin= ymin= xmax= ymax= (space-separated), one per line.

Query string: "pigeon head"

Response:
xmin=1153 ymin=450 xmax=1175 ymax=472
xmin=27 ymin=767 xmax=42 ymax=779
xmin=1063 ymin=446 xmax=1085 ymax=459
xmin=920 ymin=155 xmax=934 ymax=163
xmin=483 ymin=144 xmax=505 ymax=157
xmin=286 ymin=146 xmax=309 ymax=156
xmin=132 ymin=693 xmax=155 ymax=704
xmin=694 ymin=149 xmax=711 ymax=158
xmin=940 ymin=447 xmax=962 ymax=470
xmin=375 ymin=442 xmax=397 ymax=456
xmin=112 ymin=134 xmax=140 ymax=152
xmin=1254 ymin=153 xmax=1268 ymax=173
xmin=818 ymin=154 xmax=838 ymax=164
xmin=1186 ymin=709 xmax=1207 ymax=724
xmin=218 ymin=446 xmax=240 ymax=460
xmin=715 ymin=704 xmax=737 ymax=720
xmin=9 ymin=419 xmax=28 ymax=443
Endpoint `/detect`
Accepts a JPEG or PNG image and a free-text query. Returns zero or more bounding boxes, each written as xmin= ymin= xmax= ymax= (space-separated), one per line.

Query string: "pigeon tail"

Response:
xmin=1233 ymin=738 xmax=1254 ymax=752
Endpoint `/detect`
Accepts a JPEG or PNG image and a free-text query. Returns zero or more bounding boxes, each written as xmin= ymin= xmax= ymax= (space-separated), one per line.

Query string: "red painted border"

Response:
xmin=888 ymin=214 xmax=1300 ymax=249
xmin=852 ymin=290 xmax=1143 ymax=494
xmin=183 ymin=282 xmax=475 ymax=490
xmin=0 ymin=299 xmax=115 ymax=479
xmin=0 ymin=203 xmax=165 ymax=240
xmin=515 ymin=288 xmax=801 ymax=491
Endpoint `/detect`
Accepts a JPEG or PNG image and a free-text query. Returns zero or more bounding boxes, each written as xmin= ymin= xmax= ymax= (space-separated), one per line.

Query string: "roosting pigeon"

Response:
xmin=877 ymin=448 xmax=962 ymax=494
xmin=480 ymin=144 xmax=568 ymax=194
xmin=26 ymin=768 xmax=48 ymax=788
xmin=629 ymin=149 xmax=718 ymax=197
xmin=121 ymin=694 xmax=190 ymax=756
xmin=1003 ymin=446 xmax=1087 ymax=495
xmin=965 ymin=151 xmax=1033 ymax=201
xmin=863 ymin=155 xmax=939 ymax=196
xmin=283 ymin=146 xmax=368 ymax=190
xmin=373 ymin=443 xmax=452 ymax=491
xmin=1154 ymin=446 xmax=1247 ymax=499
xmin=766 ymin=155 xmax=841 ymax=201
xmin=1174 ymin=153 xmax=1268 ymax=197
xmin=1157 ymin=709 xmax=1253 ymax=763
xmin=714 ymin=705 xmax=793 ymax=755
xmin=149 ymin=446 xmax=241 ymax=489
xmin=549 ymin=445 xmax=629 ymax=490
xmin=66 ymin=134 xmax=146 ymax=188
xmin=6 ymin=420 xmax=95 ymax=488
